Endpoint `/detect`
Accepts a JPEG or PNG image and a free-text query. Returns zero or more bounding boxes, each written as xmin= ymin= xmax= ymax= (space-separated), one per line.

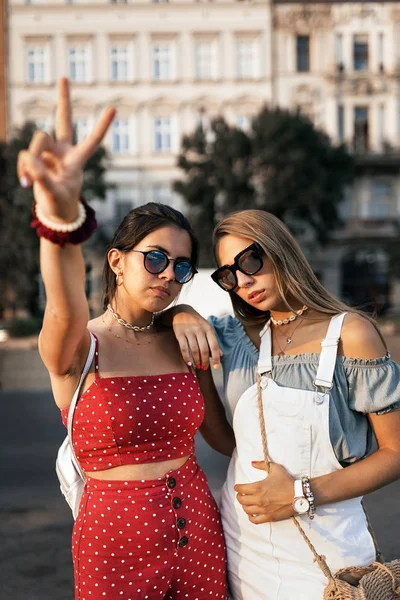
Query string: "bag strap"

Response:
xmin=256 ymin=373 xmax=335 ymax=583
xmin=67 ymin=332 xmax=96 ymax=480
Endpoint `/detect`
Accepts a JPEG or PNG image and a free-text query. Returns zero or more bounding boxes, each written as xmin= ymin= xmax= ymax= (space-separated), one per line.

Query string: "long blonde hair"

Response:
xmin=213 ymin=209 xmax=382 ymax=334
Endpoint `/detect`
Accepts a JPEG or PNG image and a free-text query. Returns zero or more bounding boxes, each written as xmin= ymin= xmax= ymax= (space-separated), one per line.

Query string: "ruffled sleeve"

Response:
xmin=345 ymin=354 xmax=400 ymax=415
xmin=208 ymin=314 xmax=254 ymax=356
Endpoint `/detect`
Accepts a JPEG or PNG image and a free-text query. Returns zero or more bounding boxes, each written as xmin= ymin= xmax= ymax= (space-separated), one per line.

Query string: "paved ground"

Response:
xmin=1 ymin=388 xmax=399 ymax=599
xmin=0 ymin=330 xmax=399 ymax=598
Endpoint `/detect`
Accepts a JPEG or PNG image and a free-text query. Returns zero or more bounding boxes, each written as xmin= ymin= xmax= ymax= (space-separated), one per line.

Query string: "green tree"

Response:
xmin=174 ymin=108 xmax=354 ymax=266
xmin=0 ymin=122 xmax=112 ymax=318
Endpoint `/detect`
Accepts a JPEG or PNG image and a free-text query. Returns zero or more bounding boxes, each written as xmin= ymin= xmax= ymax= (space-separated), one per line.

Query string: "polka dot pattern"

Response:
xmin=72 ymin=455 xmax=228 ymax=599
xmin=61 ymin=337 xmax=205 ymax=471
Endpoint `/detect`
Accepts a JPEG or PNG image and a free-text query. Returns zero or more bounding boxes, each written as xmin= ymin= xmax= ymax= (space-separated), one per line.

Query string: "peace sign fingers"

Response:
xmin=67 ymin=106 xmax=116 ymax=167
xmin=55 ymin=77 xmax=73 ymax=145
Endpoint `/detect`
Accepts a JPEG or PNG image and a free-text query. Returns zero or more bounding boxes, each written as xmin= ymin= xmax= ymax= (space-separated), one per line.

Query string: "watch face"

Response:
xmin=293 ymin=497 xmax=310 ymax=514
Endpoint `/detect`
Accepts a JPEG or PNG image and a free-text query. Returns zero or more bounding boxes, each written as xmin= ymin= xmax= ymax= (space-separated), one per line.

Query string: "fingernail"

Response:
xmin=196 ymin=365 xmax=201 ymax=370
xmin=20 ymin=176 xmax=30 ymax=188
xmin=213 ymin=364 xmax=220 ymax=370
xmin=251 ymin=461 xmax=257 ymax=465
xmin=186 ymin=361 xmax=192 ymax=367
xmin=202 ymin=365 xmax=209 ymax=371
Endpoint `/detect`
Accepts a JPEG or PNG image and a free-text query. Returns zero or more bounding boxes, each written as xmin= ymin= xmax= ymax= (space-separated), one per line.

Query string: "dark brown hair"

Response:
xmin=103 ymin=202 xmax=198 ymax=309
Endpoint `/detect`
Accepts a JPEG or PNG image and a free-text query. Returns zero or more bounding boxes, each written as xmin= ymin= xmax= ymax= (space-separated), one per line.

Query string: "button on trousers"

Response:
xmin=72 ymin=455 xmax=228 ymax=599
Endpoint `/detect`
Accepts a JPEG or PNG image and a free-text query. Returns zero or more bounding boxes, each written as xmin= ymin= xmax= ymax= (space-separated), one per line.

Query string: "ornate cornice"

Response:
xmin=274 ymin=5 xmax=332 ymax=31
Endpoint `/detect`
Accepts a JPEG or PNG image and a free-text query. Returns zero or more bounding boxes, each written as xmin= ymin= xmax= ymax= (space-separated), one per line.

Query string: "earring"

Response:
xmin=116 ymin=273 xmax=123 ymax=285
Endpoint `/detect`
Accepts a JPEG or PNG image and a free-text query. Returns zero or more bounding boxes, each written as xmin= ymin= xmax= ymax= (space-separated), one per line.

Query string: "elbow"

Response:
xmin=199 ymin=423 xmax=236 ymax=457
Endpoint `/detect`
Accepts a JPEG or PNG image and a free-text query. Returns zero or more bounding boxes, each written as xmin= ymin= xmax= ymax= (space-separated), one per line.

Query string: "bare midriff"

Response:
xmin=85 ymin=454 xmax=190 ymax=481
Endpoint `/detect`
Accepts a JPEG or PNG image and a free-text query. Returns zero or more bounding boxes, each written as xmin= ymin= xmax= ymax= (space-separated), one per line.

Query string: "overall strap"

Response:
xmin=314 ymin=313 xmax=347 ymax=390
xmin=67 ymin=331 xmax=96 ymax=477
xmin=257 ymin=321 xmax=272 ymax=375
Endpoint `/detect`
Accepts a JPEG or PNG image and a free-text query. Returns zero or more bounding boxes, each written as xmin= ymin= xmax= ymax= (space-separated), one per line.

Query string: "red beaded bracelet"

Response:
xmin=31 ymin=198 xmax=98 ymax=247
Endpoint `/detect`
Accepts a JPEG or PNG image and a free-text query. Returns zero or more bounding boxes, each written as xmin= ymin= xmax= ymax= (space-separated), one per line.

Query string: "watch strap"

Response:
xmin=294 ymin=479 xmax=304 ymax=498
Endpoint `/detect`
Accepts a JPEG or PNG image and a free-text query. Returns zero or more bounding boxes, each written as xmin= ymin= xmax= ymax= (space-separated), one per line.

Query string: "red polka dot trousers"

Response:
xmin=72 ymin=455 xmax=228 ymax=599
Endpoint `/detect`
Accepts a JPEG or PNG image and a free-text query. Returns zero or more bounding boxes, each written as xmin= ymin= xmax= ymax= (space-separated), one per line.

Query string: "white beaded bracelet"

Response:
xmin=35 ymin=201 xmax=87 ymax=233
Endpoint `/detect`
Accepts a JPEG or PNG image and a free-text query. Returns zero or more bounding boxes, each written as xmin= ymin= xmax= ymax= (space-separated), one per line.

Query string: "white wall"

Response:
xmin=177 ymin=269 xmax=233 ymax=318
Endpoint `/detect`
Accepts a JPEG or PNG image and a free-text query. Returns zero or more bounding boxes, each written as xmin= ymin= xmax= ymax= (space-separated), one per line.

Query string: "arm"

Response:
xmin=234 ymin=315 xmax=400 ymax=523
xmin=17 ymin=78 xmax=115 ymax=382
xmin=39 ymin=240 xmax=89 ymax=377
xmin=197 ymin=368 xmax=236 ymax=457
xmin=161 ymin=304 xmax=223 ymax=370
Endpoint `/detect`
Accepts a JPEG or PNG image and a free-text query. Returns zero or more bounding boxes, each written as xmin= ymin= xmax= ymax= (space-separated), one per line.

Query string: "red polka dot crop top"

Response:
xmin=61 ymin=335 xmax=205 ymax=472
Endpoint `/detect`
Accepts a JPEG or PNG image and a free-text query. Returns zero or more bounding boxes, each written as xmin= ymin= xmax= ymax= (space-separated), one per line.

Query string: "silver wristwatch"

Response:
xmin=293 ymin=479 xmax=310 ymax=515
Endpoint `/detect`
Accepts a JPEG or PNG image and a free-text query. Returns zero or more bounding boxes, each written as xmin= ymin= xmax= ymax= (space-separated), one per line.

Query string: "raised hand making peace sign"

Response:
xmin=17 ymin=78 xmax=116 ymax=224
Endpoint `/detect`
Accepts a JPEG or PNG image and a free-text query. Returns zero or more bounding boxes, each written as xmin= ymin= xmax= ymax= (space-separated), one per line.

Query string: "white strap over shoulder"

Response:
xmin=314 ymin=313 xmax=347 ymax=389
xmin=67 ymin=332 xmax=96 ymax=477
xmin=258 ymin=321 xmax=272 ymax=375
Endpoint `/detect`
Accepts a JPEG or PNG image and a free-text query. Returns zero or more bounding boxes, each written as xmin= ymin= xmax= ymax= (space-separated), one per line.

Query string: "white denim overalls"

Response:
xmin=220 ymin=313 xmax=376 ymax=600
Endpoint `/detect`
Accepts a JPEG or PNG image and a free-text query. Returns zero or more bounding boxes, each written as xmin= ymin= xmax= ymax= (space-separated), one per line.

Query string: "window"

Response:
xmin=110 ymin=45 xmax=132 ymax=81
xmin=378 ymin=104 xmax=385 ymax=150
xmin=152 ymin=44 xmax=172 ymax=81
xmin=296 ymin=35 xmax=310 ymax=72
xmin=194 ymin=41 xmax=216 ymax=80
xmin=73 ymin=118 xmax=90 ymax=143
xmin=378 ymin=33 xmax=384 ymax=71
xmin=353 ymin=35 xmax=368 ymax=71
xmin=397 ymin=94 xmax=400 ymax=140
xmin=154 ymin=118 xmax=172 ymax=153
xmin=110 ymin=0 xmax=127 ymax=3
xmin=335 ymin=33 xmax=344 ymax=71
xmin=337 ymin=104 xmax=344 ymax=143
xmin=114 ymin=185 xmax=139 ymax=224
xmin=370 ymin=182 xmax=392 ymax=219
xmin=153 ymin=183 xmax=171 ymax=203
xmin=236 ymin=115 xmax=251 ymax=131
xmin=112 ymin=119 xmax=130 ymax=153
xmin=236 ymin=40 xmax=256 ymax=79
xmin=35 ymin=117 xmax=52 ymax=133
xmin=26 ymin=46 xmax=49 ymax=84
xmin=354 ymin=107 xmax=369 ymax=153
xmin=68 ymin=44 xmax=92 ymax=83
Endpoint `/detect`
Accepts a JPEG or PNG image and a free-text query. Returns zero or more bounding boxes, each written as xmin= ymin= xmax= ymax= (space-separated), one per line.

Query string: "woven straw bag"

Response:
xmin=256 ymin=374 xmax=400 ymax=600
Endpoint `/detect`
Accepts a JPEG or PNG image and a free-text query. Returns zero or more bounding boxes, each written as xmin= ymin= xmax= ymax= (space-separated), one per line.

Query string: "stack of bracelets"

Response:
xmin=31 ymin=198 xmax=98 ymax=247
xmin=302 ymin=476 xmax=316 ymax=520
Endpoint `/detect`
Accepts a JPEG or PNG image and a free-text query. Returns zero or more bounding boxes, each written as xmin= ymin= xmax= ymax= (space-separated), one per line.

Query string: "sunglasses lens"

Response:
xmin=145 ymin=251 xmax=168 ymax=274
xmin=216 ymin=268 xmax=237 ymax=291
xmin=174 ymin=261 xmax=194 ymax=284
xmin=238 ymin=248 xmax=263 ymax=275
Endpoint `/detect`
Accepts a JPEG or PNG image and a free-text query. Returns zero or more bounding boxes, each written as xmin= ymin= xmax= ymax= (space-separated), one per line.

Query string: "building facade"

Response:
xmin=272 ymin=1 xmax=400 ymax=309
xmin=0 ymin=0 xmax=8 ymax=140
xmin=8 ymin=0 xmax=272 ymax=228
xmin=5 ymin=0 xmax=400 ymax=309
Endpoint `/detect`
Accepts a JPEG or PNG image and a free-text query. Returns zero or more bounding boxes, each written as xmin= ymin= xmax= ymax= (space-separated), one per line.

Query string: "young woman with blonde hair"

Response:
xmin=172 ymin=209 xmax=400 ymax=600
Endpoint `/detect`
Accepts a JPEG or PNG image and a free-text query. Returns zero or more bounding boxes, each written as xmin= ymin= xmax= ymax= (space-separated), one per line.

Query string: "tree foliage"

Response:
xmin=0 ymin=122 xmax=112 ymax=317
xmin=174 ymin=107 xmax=354 ymax=266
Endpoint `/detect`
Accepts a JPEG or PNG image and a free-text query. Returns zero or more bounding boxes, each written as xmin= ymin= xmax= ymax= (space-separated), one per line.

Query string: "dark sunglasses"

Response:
xmin=211 ymin=242 xmax=264 ymax=291
xmin=132 ymin=249 xmax=197 ymax=284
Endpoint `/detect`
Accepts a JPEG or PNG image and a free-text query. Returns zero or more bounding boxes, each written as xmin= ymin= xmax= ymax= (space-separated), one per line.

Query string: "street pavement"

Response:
xmin=0 ymin=389 xmax=399 ymax=599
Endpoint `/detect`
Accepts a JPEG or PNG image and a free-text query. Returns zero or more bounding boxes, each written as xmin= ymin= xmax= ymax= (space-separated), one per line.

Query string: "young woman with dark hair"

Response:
xmin=171 ymin=209 xmax=400 ymax=600
xmin=17 ymin=78 xmax=231 ymax=600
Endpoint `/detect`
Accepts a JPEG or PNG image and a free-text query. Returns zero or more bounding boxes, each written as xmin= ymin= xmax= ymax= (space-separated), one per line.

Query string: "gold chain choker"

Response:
xmin=107 ymin=304 xmax=155 ymax=332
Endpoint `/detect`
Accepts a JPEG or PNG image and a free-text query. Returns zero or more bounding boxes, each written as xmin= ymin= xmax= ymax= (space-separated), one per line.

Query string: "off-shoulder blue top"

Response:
xmin=209 ymin=314 xmax=400 ymax=466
